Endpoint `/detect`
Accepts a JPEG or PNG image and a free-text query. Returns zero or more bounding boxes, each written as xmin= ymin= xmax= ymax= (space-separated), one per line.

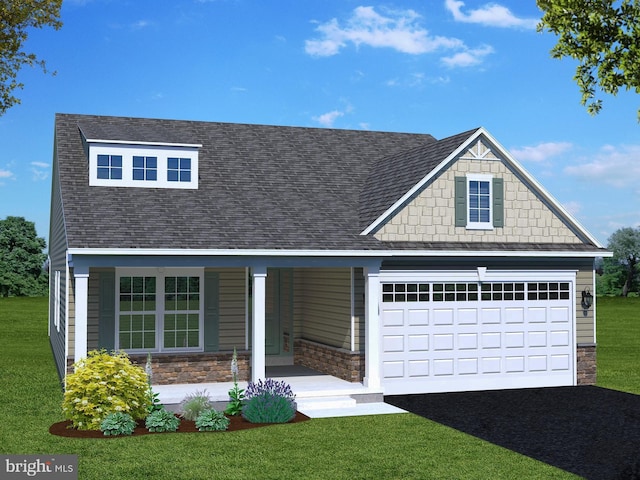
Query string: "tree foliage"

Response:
xmin=0 ymin=216 xmax=47 ymax=297
xmin=537 ymin=0 xmax=640 ymax=119
xmin=606 ymin=226 xmax=640 ymax=296
xmin=0 ymin=0 xmax=62 ymax=116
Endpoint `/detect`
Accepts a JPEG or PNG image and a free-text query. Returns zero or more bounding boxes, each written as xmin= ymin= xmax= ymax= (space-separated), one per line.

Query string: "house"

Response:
xmin=48 ymin=113 xmax=608 ymax=396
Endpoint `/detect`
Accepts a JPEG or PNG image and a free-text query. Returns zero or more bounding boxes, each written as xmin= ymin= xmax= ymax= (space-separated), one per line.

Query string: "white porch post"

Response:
xmin=364 ymin=265 xmax=381 ymax=389
xmin=251 ymin=266 xmax=267 ymax=382
xmin=73 ymin=271 xmax=89 ymax=362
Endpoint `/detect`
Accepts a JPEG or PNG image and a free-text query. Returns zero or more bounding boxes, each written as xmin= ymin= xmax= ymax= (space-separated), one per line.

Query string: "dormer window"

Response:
xmin=97 ymin=154 xmax=123 ymax=180
xmin=87 ymin=141 xmax=201 ymax=189
xmin=133 ymin=156 xmax=157 ymax=181
xmin=168 ymin=157 xmax=191 ymax=182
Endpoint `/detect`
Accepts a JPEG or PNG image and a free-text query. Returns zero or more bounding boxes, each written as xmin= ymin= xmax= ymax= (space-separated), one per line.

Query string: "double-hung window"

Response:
xmin=455 ymin=174 xmax=504 ymax=229
xmin=116 ymin=268 xmax=203 ymax=353
xmin=468 ymin=175 xmax=492 ymax=228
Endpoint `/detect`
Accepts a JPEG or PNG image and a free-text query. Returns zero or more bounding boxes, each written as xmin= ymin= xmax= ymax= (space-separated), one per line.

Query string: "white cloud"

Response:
xmin=0 ymin=169 xmax=14 ymax=179
xmin=305 ymin=6 xmax=463 ymax=57
xmin=313 ymin=110 xmax=344 ymax=127
xmin=562 ymin=200 xmax=581 ymax=216
xmin=131 ymin=20 xmax=150 ymax=30
xmin=564 ymin=144 xmax=640 ymax=188
xmin=510 ymin=142 xmax=573 ymax=162
xmin=30 ymin=162 xmax=49 ymax=181
xmin=445 ymin=0 xmax=538 ymax=29
xmin=441 ymin=44 xmax=494 ymax=68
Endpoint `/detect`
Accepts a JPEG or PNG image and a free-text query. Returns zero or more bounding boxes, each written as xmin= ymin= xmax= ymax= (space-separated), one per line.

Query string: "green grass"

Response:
xmin=13 ymin=297 xmax=640 ymax=479
xmin=596 ymin=296 xmax=640 ymax=394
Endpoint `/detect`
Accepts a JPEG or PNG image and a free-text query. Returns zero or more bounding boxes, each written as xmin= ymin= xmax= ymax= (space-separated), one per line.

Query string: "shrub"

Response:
xmin=100 ymin=412 xmax=136 ymax=436
xmin=242 ymin=379 xmax=296 ymax=424
xmin=62 ymin=350 xmax=151 ymax=431
xmin=244 ymin=378 xmax=296 ymax=403
xmin=145 ymin=408 xmax=180 ymax=433
xmin=195 ymin=409 xmax=230 ymax=432
xmin=180 ymin=390 xmax=212 ymax=421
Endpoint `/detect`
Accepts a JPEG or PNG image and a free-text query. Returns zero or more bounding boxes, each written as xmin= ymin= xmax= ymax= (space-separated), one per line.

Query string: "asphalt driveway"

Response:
xmin=385 ymin=386 xmax=640 ymax=480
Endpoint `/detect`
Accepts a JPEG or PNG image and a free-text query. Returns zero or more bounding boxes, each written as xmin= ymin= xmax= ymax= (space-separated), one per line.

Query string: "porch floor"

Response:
xmin=153 ymin=366 xmax=407 ymax=418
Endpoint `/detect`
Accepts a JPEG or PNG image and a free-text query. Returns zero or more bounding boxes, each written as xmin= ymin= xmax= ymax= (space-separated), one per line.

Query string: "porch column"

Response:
xmin=251 ymin=266 xmax=267 ymax=381
xmin=364 ymin=265 xmax=381 ymax=389
xmin=73 ymin=270 xmax=89 ymax=362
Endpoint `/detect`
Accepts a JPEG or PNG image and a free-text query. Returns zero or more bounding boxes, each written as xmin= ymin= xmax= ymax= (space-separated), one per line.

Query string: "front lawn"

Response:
xmin=7 ymin=296 xmax=637 ymax=479
xmin=595 ymin=296 xmax=640 ymax=394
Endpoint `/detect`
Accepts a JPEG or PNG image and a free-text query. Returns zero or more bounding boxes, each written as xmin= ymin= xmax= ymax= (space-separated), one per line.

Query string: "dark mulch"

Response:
xmin=49 ymin=411 xmax=310 ymax=438
xmin=385 ymin=386 xmax=640 ymax=480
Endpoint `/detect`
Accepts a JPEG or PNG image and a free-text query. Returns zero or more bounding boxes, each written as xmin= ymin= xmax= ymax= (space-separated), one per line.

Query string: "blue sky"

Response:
xmin=1 ymin=0 xmax=638 ymax=247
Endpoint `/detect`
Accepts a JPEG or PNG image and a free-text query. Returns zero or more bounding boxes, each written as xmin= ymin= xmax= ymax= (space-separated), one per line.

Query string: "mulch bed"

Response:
xmin=50 ymin=411 xmax=310 ymax=438
xmin=385 ymin=386 xmax=640 ymax=480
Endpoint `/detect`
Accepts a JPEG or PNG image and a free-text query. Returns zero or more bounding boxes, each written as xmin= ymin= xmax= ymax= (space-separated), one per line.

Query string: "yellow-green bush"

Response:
xmin=62 ymin=350 xmax=151 ymax=430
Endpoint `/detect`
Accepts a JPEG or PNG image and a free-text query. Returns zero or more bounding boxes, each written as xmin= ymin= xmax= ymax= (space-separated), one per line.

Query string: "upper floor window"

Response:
xmin=455 ymin=174 xmax=504 ymax=230
xmin=88 ymin=143 xmax=200 ymax=189
xmin=168 ymin=157 xmax=191 ymax=182
xmin=97 ymin=154 xmax=122 ymax=180
xmin=468 ymin=177 xmax=491 ymax=226
xmin=133 ymin=156 xmax=157 ymax=181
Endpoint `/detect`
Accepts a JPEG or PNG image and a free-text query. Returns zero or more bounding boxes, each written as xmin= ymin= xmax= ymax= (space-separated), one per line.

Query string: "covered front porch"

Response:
xmin=66 ymin=253 xmax=387 ymax=402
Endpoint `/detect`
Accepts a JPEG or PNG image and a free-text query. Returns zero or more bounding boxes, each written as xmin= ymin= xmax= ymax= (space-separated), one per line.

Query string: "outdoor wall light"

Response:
xmin=581 ymin=288 xmax=593 ymax=310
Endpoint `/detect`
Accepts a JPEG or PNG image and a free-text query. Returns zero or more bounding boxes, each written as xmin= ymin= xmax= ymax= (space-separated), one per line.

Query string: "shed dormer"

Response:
xmin=79 ymin=121 xmax=202 ymax=189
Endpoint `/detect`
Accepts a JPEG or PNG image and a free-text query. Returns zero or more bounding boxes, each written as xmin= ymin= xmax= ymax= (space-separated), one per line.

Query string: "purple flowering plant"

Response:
xmin=244 ymin=378 xmax=296 ymax=402
xmin=242 ymin=378 xmax=297 ymax=423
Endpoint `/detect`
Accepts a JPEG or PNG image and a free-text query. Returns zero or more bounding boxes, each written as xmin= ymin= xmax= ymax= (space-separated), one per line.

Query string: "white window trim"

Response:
xmin=54 ymin=270 xmax=61 ymax=332
xmin=89 ymin=143 xmax=199 ymax=189
xmin=115 ymin=267 xmax=204 ymax=354
xmin=466 ymin=173 xmax=493 ymax=230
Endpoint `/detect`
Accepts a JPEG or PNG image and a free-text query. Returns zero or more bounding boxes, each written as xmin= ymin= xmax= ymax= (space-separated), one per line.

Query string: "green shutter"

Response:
xmin=98 ymin=271 xmax=116 ymax=350
xmin=454 ymin=177 xmax=467 ymax=227
xmin=493 ymin=177 xmax=504 ymax=228
xmin=204 ymin=271 xmax=220 ymax=352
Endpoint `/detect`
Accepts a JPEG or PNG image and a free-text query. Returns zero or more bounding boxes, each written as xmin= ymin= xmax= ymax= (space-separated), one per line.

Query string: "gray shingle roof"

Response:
xmin=56 ymin=114 xmax=440 ymax=250
xmin=54 ymin=114 xmax=602 ymax=253
xmin=359 ymin=129 xmax=478 ymax=229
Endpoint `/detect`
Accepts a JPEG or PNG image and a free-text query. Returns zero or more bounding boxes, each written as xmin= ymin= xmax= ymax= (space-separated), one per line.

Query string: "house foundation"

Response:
xmin=129 ymin=352 xmax=251 ymax=385
xmin=576 ymin=344 xmax=597 ymax=385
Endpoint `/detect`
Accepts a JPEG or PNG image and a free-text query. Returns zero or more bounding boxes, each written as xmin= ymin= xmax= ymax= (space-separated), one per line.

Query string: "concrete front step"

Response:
xmin=296 ymin=395 xmax=357 ymax=412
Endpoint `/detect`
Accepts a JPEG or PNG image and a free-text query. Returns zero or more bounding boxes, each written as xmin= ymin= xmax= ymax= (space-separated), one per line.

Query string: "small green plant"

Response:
xmin=180 ymin=390 xmax=212 ymax=421
xmin=195 ymin=409 xmax=230 ymax=432
xmin=147 ymin=387 xmax=163 ymax=414
xmin=62 ymin=349 xmax=151 ymax=431
xmin=241 ymin=379 xmax=296 ymax=424
xmin=145 ymin=408 xmax=180 ymax=433
xmin=145 ymin=352 xmax=164 ymax=414
xmin=225 ymin=347 xmax=244 ymax=416
xmin=100 ymin=412 xmax=137 ymax=436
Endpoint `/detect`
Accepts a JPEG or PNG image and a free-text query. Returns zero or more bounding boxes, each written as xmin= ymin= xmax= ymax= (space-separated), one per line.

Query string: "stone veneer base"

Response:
xmin=293 ymin=338 xmax=364 ymax=383
xmin=64 ymin=343 xmax=594 ymax=387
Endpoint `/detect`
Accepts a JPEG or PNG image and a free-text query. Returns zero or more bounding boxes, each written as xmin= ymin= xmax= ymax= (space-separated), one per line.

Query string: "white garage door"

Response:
xmin=380 ymin=271 xmax=575 ymax=395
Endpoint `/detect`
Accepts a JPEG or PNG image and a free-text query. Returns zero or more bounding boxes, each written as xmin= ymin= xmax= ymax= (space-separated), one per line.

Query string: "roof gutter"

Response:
xmin=67 ymin=247 xmax=611 ymax=258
